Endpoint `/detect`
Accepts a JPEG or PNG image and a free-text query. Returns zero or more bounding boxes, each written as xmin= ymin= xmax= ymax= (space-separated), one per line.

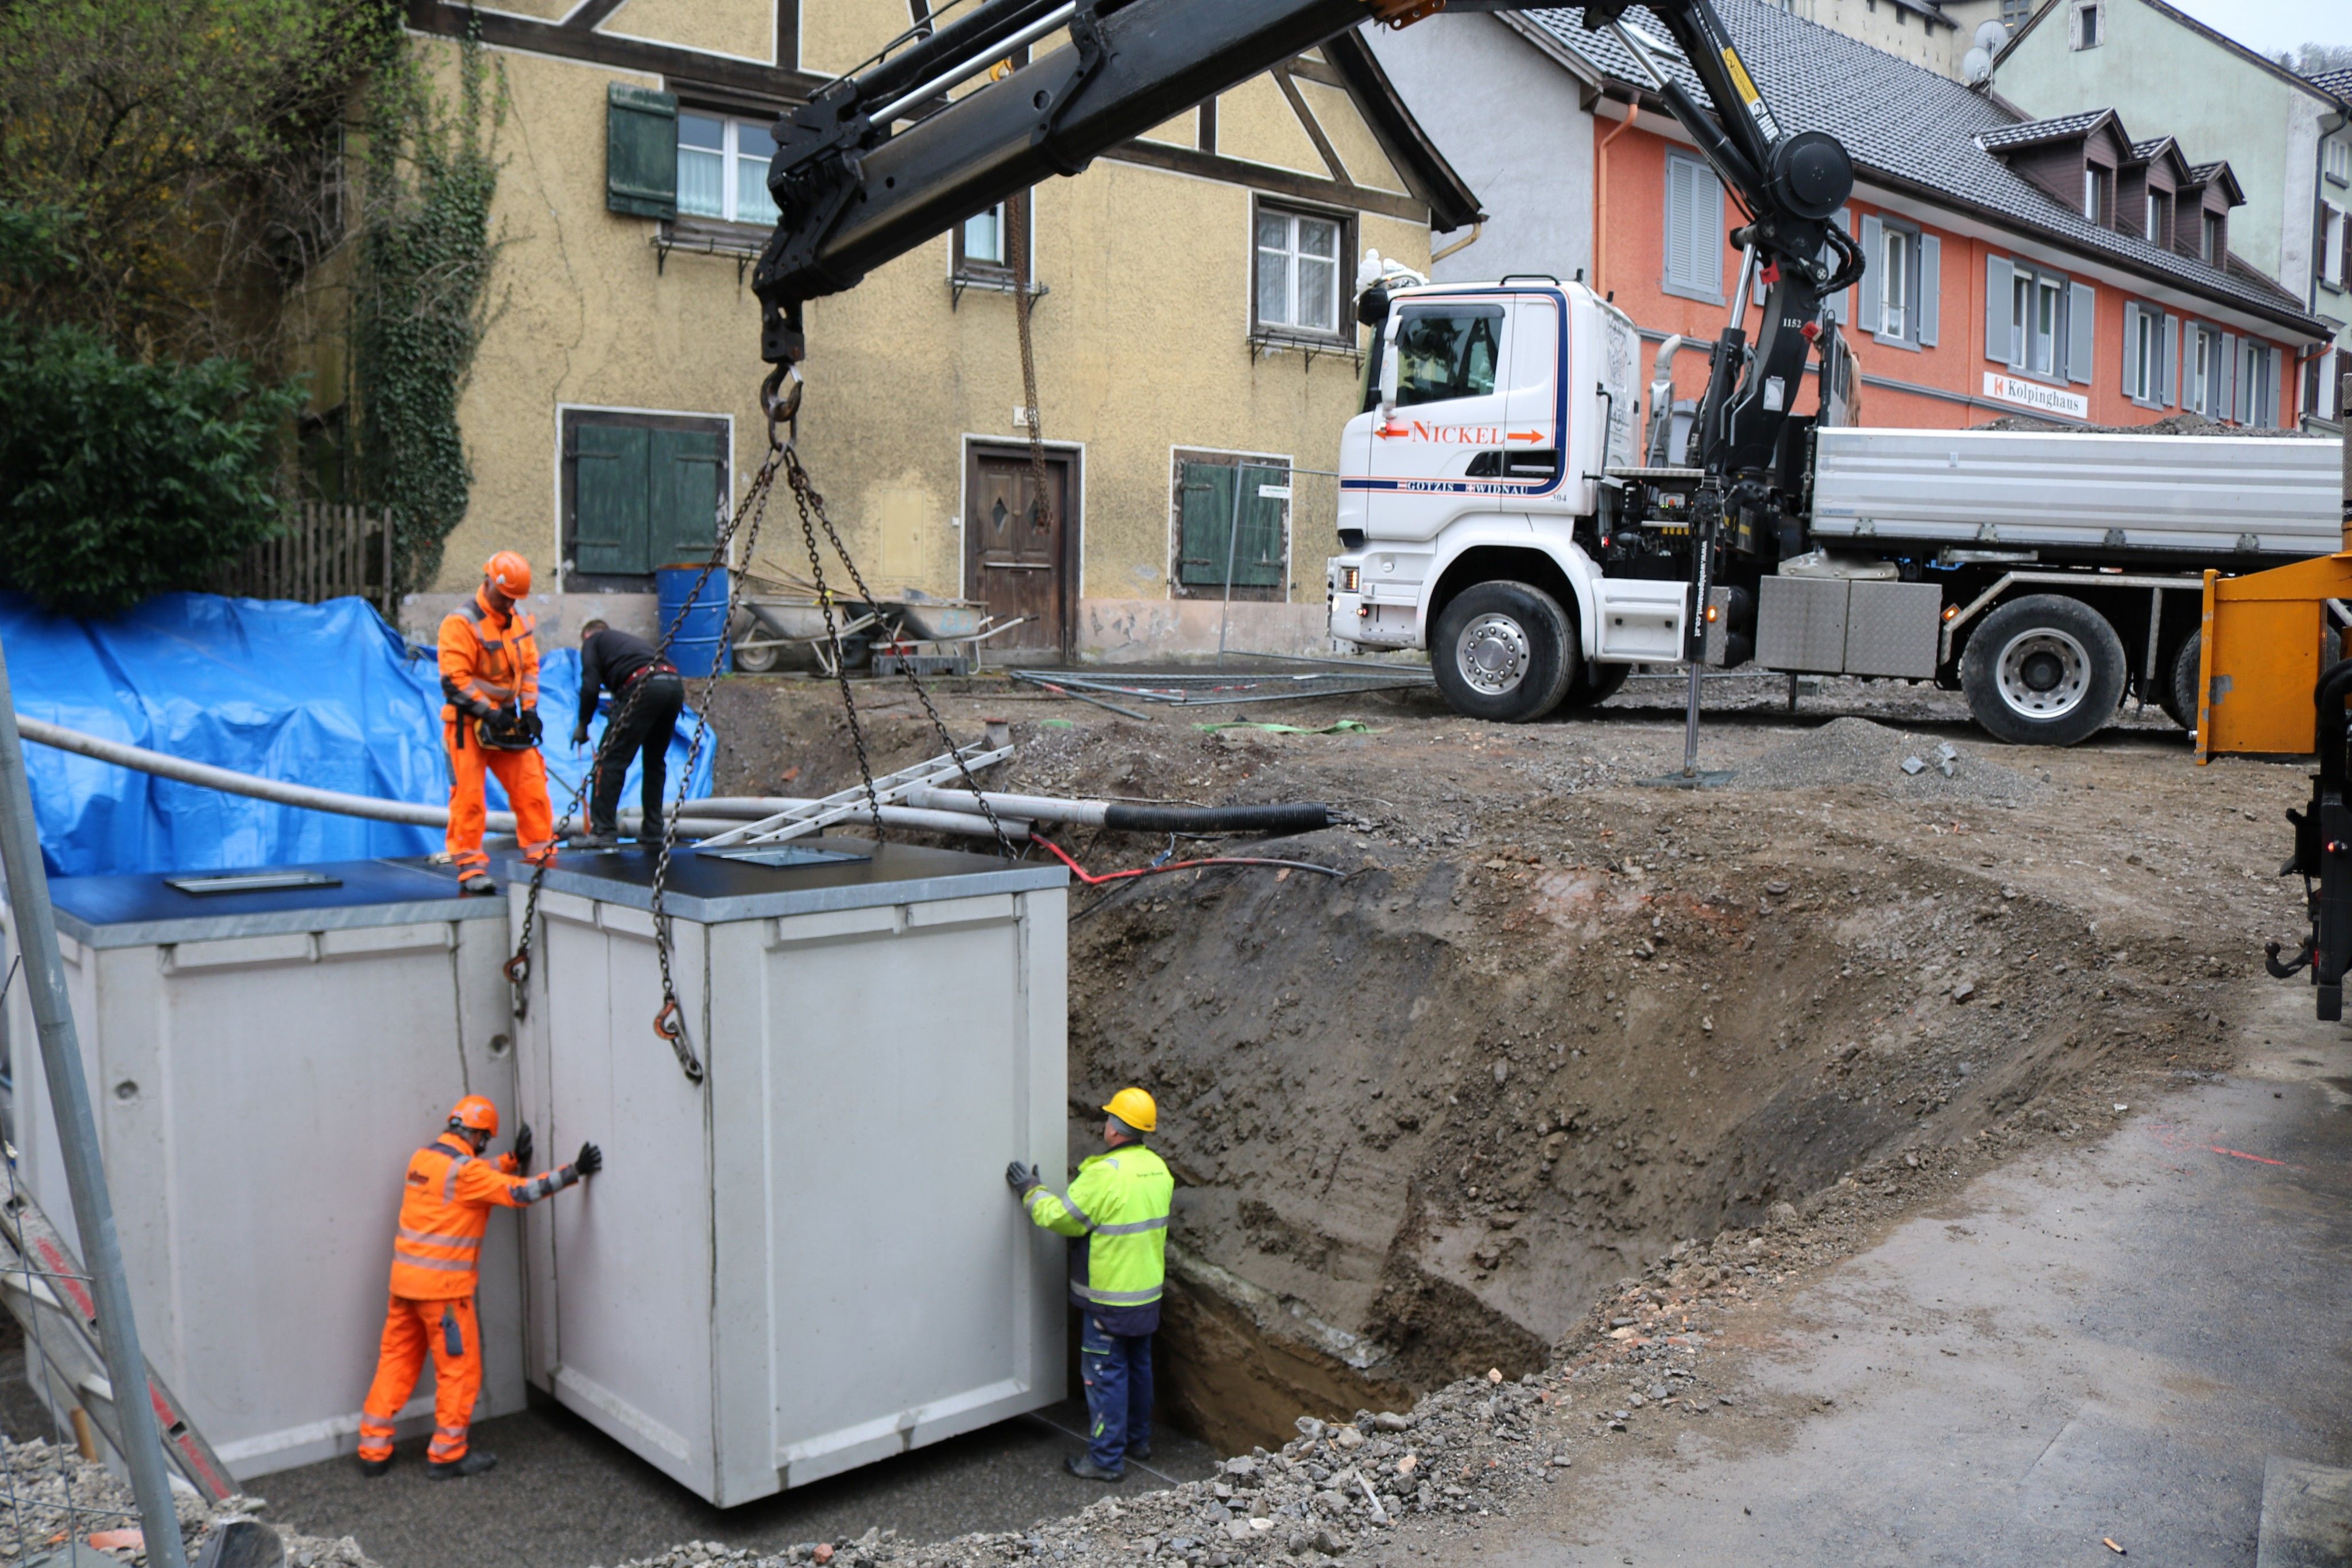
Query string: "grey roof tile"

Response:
xmin=1976 ymin=109 xmax=2114 ymax=149
xmin=2310 ymin=67 xmax=2352 ymax=103
xmin=1521 ymin=2 xmax=2325 ymax=334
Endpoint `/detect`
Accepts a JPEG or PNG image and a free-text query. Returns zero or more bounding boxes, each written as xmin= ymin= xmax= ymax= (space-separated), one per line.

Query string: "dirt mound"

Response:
xmin=1732 ymin=717 xmax=2042 ymax=800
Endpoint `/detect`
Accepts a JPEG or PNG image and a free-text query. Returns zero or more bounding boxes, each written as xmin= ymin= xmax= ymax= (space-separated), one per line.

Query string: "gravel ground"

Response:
xmin=0 ymin=1434 xmax=376 ymax=1568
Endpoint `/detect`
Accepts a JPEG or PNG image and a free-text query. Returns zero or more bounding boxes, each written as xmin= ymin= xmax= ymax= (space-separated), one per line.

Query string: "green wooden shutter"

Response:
xmin=649 ymin=427 xmax=726 ymax=567
xmin=572 ymin=423 xmax=651 ymax=576
xmin=1232 ymin=463 xmax=1287 ymax=587
xmin=608 ymin=83 xmax=679 ymax=219
xmin=1177 ymin=463 xmax=1237 ymax=586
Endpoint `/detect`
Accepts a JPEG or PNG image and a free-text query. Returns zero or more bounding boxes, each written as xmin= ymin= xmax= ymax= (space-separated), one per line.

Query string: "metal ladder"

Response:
xmin=694 ymin=742 xmax=1015 ymax=847
xmin=0 ymin=1168 xmax=236 ymax=1500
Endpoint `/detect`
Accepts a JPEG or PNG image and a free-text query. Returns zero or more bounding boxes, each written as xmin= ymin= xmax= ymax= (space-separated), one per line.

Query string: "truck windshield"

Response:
xmin=1395 ymin=305 xmax=1503 ymax=409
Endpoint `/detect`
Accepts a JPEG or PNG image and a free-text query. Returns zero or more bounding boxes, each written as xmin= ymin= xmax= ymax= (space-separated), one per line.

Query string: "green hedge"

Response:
xmin=0 ymin=320 xmax=300 ymax=615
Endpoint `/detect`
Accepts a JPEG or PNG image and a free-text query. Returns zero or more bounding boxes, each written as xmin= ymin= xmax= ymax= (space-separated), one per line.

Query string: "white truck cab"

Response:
xmin=1326 ymin=277 xmax=1672 ymax=721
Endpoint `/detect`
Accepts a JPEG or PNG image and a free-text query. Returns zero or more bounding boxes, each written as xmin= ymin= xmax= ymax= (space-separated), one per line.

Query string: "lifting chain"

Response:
xmin=780 ymin=446 xmax=1017 ymax=860
xmin=1007 ymin=201 xmax=1059 ymax=641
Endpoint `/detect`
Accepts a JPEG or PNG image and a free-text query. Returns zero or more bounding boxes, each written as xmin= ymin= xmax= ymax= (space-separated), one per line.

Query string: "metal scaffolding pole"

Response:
xmin=0 ymin=643 xmax=188 ymax=1568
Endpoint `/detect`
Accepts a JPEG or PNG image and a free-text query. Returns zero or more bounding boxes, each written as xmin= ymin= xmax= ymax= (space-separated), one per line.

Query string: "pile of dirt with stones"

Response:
xmin=0 ymin=1438 xmax=378 ymax=1568
xmin=1730 ymin=717 xmax=2044 ymax=801
xmin=697 ymin=683 xmax=2267 ymax=1459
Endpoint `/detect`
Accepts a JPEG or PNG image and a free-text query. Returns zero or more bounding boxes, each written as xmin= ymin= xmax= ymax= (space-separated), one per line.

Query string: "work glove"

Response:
xmin=571 ymin=724 xmax=590 ymax=750
xmin=512 ymin=1122 xmax=533 ymax=1175
xmin=1005 ymin=1160 xmax=1040 ymax=1197
xmin=520 ymin=707 xmax=544 ymax=745
xmin=574 ymin=1141 xmax=604 ymax=1178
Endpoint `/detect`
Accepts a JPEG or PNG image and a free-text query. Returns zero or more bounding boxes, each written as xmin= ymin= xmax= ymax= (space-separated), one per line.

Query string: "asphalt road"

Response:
xmin=1462 ymin=982 xmax=2352 ymax=1566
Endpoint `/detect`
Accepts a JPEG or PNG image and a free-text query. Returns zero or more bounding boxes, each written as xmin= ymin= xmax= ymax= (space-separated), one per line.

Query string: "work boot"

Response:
xmin=355 ymin=1455 xmax=391 ymax=1478
xmin=428 ymin=1450 xmax=497 ymax=1480
xmin=572 ymin=830 xmax=621 ymax=851
xmin=1127 ymin=1443 xmax=1152 ymax=1461
xmin=458 ymin=872 xmax=497 ymax=896
xmin=1062 ymin=1455 xmax=1122 ymax=1483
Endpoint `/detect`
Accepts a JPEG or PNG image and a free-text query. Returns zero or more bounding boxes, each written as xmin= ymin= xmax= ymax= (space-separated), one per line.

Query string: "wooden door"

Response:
xmin=964 ymin=448 xmax=1072 ymax=657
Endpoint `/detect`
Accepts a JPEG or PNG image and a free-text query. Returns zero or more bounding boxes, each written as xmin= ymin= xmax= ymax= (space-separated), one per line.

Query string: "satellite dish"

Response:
xmin=1975 ymin=19 xmax=2009 ymax=51
xmin=1964 ymin=45 xmax=1994 ymax=82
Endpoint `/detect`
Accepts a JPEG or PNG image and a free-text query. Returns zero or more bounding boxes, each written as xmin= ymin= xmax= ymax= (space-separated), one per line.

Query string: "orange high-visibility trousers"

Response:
xmin=444 ymin=722 xmax=556 ymax=874
xmin=357 ymin=1295 xmax=482 ymax=1464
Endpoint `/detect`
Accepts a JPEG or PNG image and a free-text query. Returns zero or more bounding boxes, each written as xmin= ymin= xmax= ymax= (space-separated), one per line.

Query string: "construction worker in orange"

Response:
xmin=355 ymin=1096 xmax=603 ymax=1478
xmin=440 ymin=551 xmax=555 ymax=896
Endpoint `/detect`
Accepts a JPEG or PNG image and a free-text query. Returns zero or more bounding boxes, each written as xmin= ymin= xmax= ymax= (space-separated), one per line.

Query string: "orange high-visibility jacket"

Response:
xmin=438 ymin=588 xmax=540 ymax=724
xmin=389 ymin=1133 xmax=575 ymax=1299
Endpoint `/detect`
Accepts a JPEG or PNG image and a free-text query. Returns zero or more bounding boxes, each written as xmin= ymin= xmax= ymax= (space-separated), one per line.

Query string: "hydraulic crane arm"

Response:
xmin=751 ymin=0 xmax=1389 ymax=365
xmin=751 ymin=0 xmax=1860 ymax=496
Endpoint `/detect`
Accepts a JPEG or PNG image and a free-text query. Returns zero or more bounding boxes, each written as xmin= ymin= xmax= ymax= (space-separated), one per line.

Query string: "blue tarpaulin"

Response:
xmin=0 ymin=593 xmax=714 ymax=878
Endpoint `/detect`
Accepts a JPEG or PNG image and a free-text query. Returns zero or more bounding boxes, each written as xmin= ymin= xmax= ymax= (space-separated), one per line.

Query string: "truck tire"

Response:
xmin=1960 ymin=594 xmax=2126 ymax=747
xmin=2159 ymin=631 xmax=2200 ymax=732
xmin=1556 ymin=659 xmax=1631 ymax=711
xmin=1430 ymin=580 xmax=1577 ymax=723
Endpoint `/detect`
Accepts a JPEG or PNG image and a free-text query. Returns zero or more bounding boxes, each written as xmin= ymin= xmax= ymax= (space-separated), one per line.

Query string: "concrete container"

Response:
xmin=1 ymin=860 xmax=523 ymax=1479
xmin=509 ymin=839 xmax=1069 ymax=1505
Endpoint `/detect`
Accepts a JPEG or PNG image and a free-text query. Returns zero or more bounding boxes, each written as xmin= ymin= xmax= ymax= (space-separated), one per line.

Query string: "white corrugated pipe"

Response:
xmin=14 ymin=717 xmax=1031 ymax=845
xmin=16 ymin=714 xmax=520 ymax=834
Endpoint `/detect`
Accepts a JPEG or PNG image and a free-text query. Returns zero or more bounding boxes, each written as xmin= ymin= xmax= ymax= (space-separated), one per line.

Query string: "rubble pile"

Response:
xmin=0 ymin=1439 xmax=374 ymax=1568
xmin=605 ymin=1229 xmax=1823 ymax=1568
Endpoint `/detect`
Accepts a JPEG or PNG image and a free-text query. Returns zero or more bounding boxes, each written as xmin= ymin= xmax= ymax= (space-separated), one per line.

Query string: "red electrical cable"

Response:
xmin=1033 ymin=836 xmax=1341 ymax=886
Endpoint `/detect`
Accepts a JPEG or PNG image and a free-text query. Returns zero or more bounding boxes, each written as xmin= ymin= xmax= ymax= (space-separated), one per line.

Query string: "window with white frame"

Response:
xmin=2144 ymin=188 xmax=2171 ymax=246
xmin=953 ymin=193 xmax=1031 ymax=285
xmin=1254 ymin=204 xmax=1346 ymax=338
xmin=677 ymin=112 xmax=778 ymax=226
xmin=2328 ymin=138 xmax=2351 ymax=187
xmin=2185 ymin=323 xmax=2222 ymax=417
xmin=2083 ymin=165 xmax=2113 ymax=225
xmin=2326 ymin=206 xmax=2348 ymax=291
xmin=2008 ymin=268 xmax=2067 ymax=375
xmin=2241 ymin=340 xmax=2276 ymax=427
xmin=2123 ymin=303 xmax=2169 ymax=404
xmin=2200 ymin=209 xmax=2224 ymax=263
xmin=1879 ymin=222 xmax=1910 ymax=338
xmin=1662 ymin=151 xmax=1727 ymax=301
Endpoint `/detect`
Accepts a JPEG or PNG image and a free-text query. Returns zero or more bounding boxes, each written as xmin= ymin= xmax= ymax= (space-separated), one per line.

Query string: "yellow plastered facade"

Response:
xmin=1213 ymin=76 xmax=1326 ymax=177
xmin=375 ymin=5 xmax=1448 ymax=659
xmin=601 ymin=0 xmax=777 ymax=64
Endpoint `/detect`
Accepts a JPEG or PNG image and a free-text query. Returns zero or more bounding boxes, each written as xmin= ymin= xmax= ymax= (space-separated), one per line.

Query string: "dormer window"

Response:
xmin=2084 ymin=165 xmax=2112 ymax=226
xmin=2200 ymin=210 xmax=2223 ymax=263
xmin=2144 ymin=189 xmax=2171 ymax=246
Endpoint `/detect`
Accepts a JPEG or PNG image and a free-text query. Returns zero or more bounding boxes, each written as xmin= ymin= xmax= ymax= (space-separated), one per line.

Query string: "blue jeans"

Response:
xmin=1079 ymin=1314 xmax=1152 ymax=1472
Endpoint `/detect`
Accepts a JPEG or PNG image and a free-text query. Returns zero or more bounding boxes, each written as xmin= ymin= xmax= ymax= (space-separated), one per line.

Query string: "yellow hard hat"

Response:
xmin=1102 ymin=1087 xmax=1157 ymax=1133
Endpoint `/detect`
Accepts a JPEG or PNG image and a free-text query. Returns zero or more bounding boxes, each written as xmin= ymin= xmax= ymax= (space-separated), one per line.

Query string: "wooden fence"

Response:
xmin=217 ymin=503 xmax=394 ymax=614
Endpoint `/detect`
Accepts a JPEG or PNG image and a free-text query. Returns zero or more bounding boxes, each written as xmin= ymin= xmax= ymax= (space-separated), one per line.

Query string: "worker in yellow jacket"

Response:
xmin=1008 ymin=1087 xmax=1171 ymax=1481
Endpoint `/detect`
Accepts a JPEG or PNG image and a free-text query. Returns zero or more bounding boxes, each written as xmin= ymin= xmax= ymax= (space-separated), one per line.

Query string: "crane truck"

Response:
xmin=743 ymin=0 xmax=2335 ymax=750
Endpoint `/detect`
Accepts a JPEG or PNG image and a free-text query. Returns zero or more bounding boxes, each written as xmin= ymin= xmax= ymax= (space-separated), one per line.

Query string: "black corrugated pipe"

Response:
xmin=902 ymin=787 xmax=1329 ymax=835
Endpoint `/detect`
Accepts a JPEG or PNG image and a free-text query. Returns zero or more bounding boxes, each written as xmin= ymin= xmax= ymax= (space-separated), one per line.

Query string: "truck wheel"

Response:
xmin=1960 ymin=594 xmax=2126 ymax=747
xmin=1556 ymin=659 xmax=1631 ymax=711
xmin=2159 ymin=631 xmax=2200 ymax=731
xmin=1430 ymin=581 xmax=1577 ymax=723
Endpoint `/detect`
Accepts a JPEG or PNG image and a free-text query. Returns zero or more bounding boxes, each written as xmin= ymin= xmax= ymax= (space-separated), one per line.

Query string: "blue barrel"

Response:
xmin=656 ymin=564 xmax=732 ymax=677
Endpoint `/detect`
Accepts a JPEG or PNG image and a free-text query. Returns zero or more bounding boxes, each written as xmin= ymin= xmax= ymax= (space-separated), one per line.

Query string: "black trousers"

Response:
xmin=589 ymin=672 xmax=686 ymax=837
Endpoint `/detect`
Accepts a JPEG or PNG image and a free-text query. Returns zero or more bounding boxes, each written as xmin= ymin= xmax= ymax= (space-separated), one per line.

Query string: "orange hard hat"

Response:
xmin=448 ymin=1095 xmax=499 ymax=1136
xmin=483 ymin=551 xmax=532 ymax=598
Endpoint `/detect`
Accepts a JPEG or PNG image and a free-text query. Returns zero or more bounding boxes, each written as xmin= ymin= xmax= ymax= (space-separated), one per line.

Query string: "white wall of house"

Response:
xmin=1366 ymin=13 xmax=1595 ymax=286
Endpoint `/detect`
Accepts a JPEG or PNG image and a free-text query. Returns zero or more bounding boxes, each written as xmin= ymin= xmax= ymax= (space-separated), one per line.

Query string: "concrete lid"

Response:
xmin=40 ymin=858 xmax=505 ymax=949
xmin=521 ymin=838 xmax=1068 ymax=924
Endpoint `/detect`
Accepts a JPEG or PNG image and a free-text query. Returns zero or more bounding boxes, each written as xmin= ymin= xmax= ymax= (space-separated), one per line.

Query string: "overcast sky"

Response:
xmin=2156 ymin=0 xmax=2352 ymax=58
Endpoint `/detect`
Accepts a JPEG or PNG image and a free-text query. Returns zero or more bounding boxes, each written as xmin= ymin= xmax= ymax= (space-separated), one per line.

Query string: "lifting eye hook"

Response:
xmin=2264 ymin=939 xmax=2314 ymax=979
xmin=502 ymin=953 xmax=529 ymax=987
xmin=761 ymin=364 xmax=804 ymax=445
